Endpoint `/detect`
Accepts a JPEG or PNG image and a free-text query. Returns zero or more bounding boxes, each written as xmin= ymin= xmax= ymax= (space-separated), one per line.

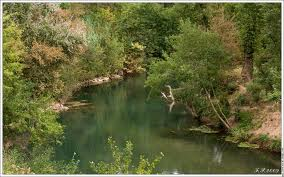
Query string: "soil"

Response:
xmin=250 ymin=103 xmax=281 ymax=139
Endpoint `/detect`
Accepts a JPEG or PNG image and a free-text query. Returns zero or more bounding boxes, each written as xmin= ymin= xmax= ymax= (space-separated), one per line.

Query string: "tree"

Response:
xmin=235 ymin=4 xmax=261 ymax=82
xmin=254 ymin=3 xmax=281 ymax=101
xmin=4 ymin=3 xmax=87 ymax=99
xmin=209 ymin=5 xmax=241 ymax=62
xmin=234 ymin=3 xmax=281 ymax=101
xmin=117 ymin=4 xmax=172 ymax=59
xmin=146 ymin=21 xmax=230 ymax=129
xmin=163 ymin=3 xmax=210 ymax=31
xmin=3 ymin=14 xmax=63 ymax=147
xmin=83 ymin=6 xmax=124 ymax=77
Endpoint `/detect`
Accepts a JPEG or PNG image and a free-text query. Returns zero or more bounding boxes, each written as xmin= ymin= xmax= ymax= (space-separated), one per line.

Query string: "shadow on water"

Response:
xmin=55 ymin=74 xmax=281 ymax=174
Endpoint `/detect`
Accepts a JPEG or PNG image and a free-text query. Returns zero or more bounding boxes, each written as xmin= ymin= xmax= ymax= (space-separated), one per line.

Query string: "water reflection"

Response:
xmin=213 ymin=145 xmax=223 ymax=164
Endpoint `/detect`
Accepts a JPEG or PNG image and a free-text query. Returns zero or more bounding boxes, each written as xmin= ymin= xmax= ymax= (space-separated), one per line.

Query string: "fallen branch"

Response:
xmin=161 ymin=85 xmax=175 ymax=112
xmin=211 ymin=87 xmax=231 ymax=126
xmin=205 ymin=88 xmax=231 ymax=130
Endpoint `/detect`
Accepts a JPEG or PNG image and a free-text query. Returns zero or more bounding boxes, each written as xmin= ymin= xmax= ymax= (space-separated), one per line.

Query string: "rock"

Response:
xmin=110 ymin=74 xmax=123 ymax=80
xmin=117 ymin=70 xmax=124 ymax=76
xmin=51 ymin=103 xmax=69 ymax=112
xmin=102 ymin=77 xmax=110 ymax=82
xmin=89 ymin=77 xmax=110 ymax=85
xmin=65 ymin=101 xmax=92 ymax=108
xmin=126 ymin=69 xmax=133 ymax=74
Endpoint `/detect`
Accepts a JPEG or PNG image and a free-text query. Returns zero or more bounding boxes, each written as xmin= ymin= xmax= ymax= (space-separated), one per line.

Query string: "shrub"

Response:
xmin=82 ymin=6 xmax=125 ymax=78
xmin=3 ymin=147 xmax=79 ymax=174
xmin=230 ymin=111 xmax=253 ymax=141
xmin=3 ymin=148 xmax=31 ymax=174
xmin=226 ymin=82 xmax=238 ymax=94
xmin=89 ymin=137 xmax=164 ymax=174
xmin=230 ymin=128 xmax=250 ymax=142
xmin=28 ymin=147 xmax=79 ymax=174
xmin=269 ymin=139 xmax=281 ymax=152
xmin=3 ymin=14 xmax=63 ymax=146
xmin=236 ymin=94 xmax=248 ymax=106
xmin=258 ymin=134 xmax=269 ymax=143
xmin=236 ymin=111 xmax=252 ymax=129
xmin=266 ymin=89 xmax=281 ymax=102
xmin=246 ymin=82 xmax=264 ymax=102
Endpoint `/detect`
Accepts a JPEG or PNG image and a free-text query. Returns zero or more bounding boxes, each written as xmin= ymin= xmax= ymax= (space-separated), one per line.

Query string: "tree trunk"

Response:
xmin=241 ymin=52 xmax=253 ymax=82
xmin=205 ymin=88 xmax=231 ymax=130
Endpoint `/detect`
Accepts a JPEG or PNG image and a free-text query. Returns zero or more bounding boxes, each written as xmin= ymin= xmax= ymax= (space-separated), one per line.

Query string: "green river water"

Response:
xmin=55 ymin=74 xmax=281 ymax=174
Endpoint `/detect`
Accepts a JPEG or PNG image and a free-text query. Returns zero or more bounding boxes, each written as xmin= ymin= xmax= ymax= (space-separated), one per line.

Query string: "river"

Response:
xmin=55 ymin=74 xmax=281 ymax=174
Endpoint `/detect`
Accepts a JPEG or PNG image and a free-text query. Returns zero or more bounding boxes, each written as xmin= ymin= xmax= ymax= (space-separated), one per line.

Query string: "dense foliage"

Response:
xmin=3 ymin=14 xmax=63 ymax=147
xmin=4 ymin=147 xmax=79 ymax=174
xmin=145 ymin=21 xmax=232 ymax=129
xmin=3 ymin=2 xmax=281 ymax=174
xmin=146 ymin=3 xmax=281 ymax=129
xmin=90 ymin=137 xmax=163 ymax=174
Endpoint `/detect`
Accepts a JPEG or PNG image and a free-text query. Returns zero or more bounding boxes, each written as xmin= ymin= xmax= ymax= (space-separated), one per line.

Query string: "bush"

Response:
xmin=89 ymin=137 xmax=164 ymax=174
xmin=230 ymin=128 xmax=250 ymax=142
xmin=230 ymin=111 xmax=253 ymax=141
xmin=28 ymin=147 xmax=79 ymax=174
xmin=258 ymin=134 xmax=269 ymax=142
xmin=236 ymin=111 xmax=252 ymax=129
xmin=3 ymin=147 xmax=79 ymax=174
xmin=266 ymin=89 xmax=281 ymax=102
xmin=226 ymin=81 xmax=238 ymax=94
xmin=3 ymin=148 xmax=31 ymax=174
xmin=236 ymin=94 xmax=248 ymax=106
xmin=246 ymin=82 xmax=264 ymax=102
xmin=269 ymin=139 xmax=281 ymax=152
xmin=3 ymin=14 xmax=64 ymax=146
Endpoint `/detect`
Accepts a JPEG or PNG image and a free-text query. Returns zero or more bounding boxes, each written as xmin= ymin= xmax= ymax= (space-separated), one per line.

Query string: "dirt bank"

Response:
xmin=50 ymin=74 xmax=123 ymax=112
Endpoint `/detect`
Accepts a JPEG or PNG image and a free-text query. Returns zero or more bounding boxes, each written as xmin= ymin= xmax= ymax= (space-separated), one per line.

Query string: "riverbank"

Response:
xmin=226 ymin=101 xmax=281 ymax=152
xmin=228 ymin=67 xmax=281 ymax=152
xmin=50 ymin=66 xmax=146 ymax=112
xmin=50 ymin=74 xmax=124 ymax=112
xmin=195 ymin=66 xmax=281 ymax=152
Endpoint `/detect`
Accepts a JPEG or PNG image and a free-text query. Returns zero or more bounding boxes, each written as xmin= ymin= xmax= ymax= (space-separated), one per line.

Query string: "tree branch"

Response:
xmin=205 ymin=88 xmax=231 ymax=130
xmin=161 ymin=85 xmax=175 ymax=112
xmin=211 ymin=87 xmax=230 ymax=126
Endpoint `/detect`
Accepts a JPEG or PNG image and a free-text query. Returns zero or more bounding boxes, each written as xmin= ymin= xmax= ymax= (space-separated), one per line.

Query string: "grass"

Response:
xmin=258 ymin=134 xmax=269 ymax=143
xmin=229 ymin=111 xmax=253 ymax=142
xmin=236 ymin=94 xmax=248 ymax=106
xmin=249 ymin=134 xmax=281 ymax=152
xmin=269 ymin=139 xmax=281 ymax=152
